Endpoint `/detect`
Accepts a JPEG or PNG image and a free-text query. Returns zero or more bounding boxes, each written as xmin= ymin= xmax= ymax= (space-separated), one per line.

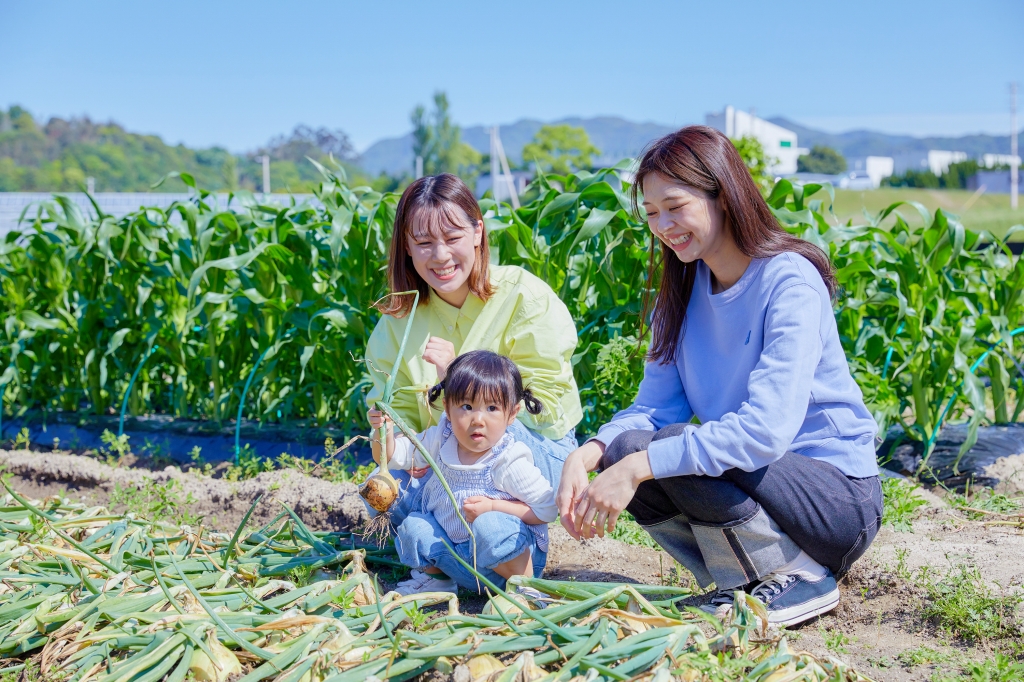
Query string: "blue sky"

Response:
xmin=1 ymin=0 xmax=1021 ymax=152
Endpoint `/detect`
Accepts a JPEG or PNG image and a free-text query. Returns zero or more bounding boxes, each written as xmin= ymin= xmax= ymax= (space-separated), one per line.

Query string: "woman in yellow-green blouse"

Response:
xmin=365 ymin=173 xmax=582 ymax=518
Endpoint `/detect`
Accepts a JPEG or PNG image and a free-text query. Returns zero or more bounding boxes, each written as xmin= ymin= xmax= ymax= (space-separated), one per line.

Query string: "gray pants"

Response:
xmin=601 ymin=425 xmax=882 ymax=589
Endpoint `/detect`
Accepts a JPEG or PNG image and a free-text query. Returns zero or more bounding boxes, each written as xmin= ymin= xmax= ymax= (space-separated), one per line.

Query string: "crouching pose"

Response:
xmin=369 ymin=350 xmax=556 ymax=595
xmin=557 ymin=126 xmax=883 ymax=627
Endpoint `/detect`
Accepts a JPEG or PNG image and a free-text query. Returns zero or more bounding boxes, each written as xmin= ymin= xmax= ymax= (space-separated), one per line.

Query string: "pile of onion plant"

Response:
xmin=0 ymin=481 xmax=872 ymax=681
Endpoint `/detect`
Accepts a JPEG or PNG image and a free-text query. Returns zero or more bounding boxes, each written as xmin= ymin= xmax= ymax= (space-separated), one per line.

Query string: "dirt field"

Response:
xmin=2 ymin=446 xmax=1022 ymax=680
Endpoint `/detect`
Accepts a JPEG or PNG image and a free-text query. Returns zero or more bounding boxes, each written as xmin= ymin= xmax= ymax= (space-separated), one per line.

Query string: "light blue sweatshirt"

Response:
xmin=594 ymin=253 xmax=879 ymax=479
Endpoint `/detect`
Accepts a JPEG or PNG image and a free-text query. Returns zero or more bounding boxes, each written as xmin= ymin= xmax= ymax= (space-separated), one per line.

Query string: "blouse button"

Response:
xmin=447 ymin=325 xmax=453 ymax=332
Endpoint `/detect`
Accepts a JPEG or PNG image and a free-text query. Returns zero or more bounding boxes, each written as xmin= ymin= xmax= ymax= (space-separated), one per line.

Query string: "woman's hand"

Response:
xmin=556 ymin=441 xmax=606 ymax=540
xmin=462 ymin=496 xmax=494 ymax=523
xmin=573 ymin=451 xmax=653 ymax=540
xmin=422 ymin=337 xmax=456 ymax=379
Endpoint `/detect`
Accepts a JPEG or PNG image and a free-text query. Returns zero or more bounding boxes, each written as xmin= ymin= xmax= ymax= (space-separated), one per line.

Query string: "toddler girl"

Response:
xmin=368 ymin=349 xmax=556 ymax=595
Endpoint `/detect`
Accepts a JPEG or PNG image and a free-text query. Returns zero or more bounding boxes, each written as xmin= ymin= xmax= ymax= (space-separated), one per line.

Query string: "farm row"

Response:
xmin=1 ymin=163 xmax=1022 ymax=460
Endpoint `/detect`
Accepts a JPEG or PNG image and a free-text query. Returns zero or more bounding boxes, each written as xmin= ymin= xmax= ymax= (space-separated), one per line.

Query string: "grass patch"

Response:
xmin=109 ymin=478 xmax=201 ymax=526
xmin=224 ymin=437 xmax=374 ymax=483
xmin=946 ymin=484 xmax=1024 ymax=521
xmin=881 ymin=476 xmax=927 ymax=532
xmin=897 ymin=646 xmax=951 ymax=667
xmin=918 ymin=563 xmax=1022 ymax=642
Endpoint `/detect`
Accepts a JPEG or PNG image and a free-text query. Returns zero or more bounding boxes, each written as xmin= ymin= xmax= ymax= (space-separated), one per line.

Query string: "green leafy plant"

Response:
xmin=608 ymin=510 xmax=660 ymax=549
xmin=109 ymin=478 xmax=200 ymax=526
xmin=13 ymin=427 xmax=29 ymax=450
xmin=881 ymin=476 xmax=928 ymax=532
xmin=98 ymin=429 xmax=131 ymax=466
xmin=821 ymin=627 xmax=851 ymax=654
xmin=917 ymin=563 xmax=1023 ymax=642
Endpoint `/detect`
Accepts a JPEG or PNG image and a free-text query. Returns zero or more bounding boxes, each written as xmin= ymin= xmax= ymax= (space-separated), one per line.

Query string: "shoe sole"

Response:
xmin=767 ymin=589 xmax=840 ymax=627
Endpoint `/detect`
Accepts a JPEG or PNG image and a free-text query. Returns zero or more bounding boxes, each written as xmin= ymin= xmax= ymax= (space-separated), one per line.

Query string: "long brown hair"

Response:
xmin=378 ymin=173 xmax=494 ymax=316
xmin=632 ymin=125 xmax=836 ymax=363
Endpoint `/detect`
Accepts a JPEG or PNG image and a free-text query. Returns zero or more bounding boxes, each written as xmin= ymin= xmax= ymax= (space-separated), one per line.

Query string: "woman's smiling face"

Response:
xmin=642 ymin=172 xmax=728 ymax=263
xmin=406 ymin=208 xmax=483 ymax=308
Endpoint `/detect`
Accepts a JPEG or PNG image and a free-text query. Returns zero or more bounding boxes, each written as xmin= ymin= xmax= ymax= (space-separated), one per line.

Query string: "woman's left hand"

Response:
xmin=573 ymin=451 xmax=653 ymax=539
xmin=423 ymin=337 xmax=456 ymax=380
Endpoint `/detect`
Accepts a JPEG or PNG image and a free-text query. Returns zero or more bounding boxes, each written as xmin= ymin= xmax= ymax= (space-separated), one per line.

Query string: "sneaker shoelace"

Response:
xmin=708 ymin=588 xmax=739 ymax=606
xmin=751 ymin=574 xmax=797 ymax=605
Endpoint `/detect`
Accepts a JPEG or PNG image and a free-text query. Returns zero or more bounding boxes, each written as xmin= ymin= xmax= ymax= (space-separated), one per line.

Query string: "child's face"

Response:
xmin=446 ymin=395 xmax=519 ymax=455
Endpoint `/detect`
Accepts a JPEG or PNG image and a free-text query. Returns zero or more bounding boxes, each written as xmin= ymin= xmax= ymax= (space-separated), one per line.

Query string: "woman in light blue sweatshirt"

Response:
xmin=556 ymin=126 xmax=882 ymax=627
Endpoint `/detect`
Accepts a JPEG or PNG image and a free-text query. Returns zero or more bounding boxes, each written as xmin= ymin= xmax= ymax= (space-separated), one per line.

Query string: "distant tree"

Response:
xmin=882 ymin=169 xmax=941 ymax=189
xmin=410 ymin=92 xmax=481 ymax=180
xmin=0 ymin=105 xmax=376 ymax=193
xmin=798 ymin=145 xmax=847 ymax=174
xmin=265 ymin=125 xmax=355 ymax=163
xmin=521 ymin=125 xmax=600 ymax=175
xmin=941 ymin=159 xmax=979 ymax=190
xmin=731 ymin=136 xmax=773 ymax=195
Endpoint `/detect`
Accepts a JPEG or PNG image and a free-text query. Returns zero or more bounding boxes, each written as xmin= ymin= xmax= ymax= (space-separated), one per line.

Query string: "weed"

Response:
xmin=140 ymin=438 xmax=174 ymax=468
xmin=963 ymin=653 xmax=1024 ymax=682
xmin=821 ymin=627 xmax=851 ymax=654
xmin=14 ymin=427 xmax=30 ymax=450
xmin=946 ymin=482 xmax=1024 ymax=520
xmin=898 ymin=646 xmax=950 ymax=667
xmin=609 ymin=510 xmax=660 ymax=549
xmin=918 ymin=563 xmax=1022 ymax=642
xmin=402 ymin=603 xmax=431 ymax=632
xmin=99 ymin=429 xmax=132 ymax=466
xmin=225 ymin=445 xmax=274 ymax=481
xmin=110 ymin=479 xmax=201 ymax=526
xmin=189 ymin=446 xmax=212 ymax=476
xmin=881 ymin=476 xmax=927 ymax=532
xmin=288 ymin=563 xmax=313 ymax=588
xmin=894 ymin=547 xmax=913 ymax=582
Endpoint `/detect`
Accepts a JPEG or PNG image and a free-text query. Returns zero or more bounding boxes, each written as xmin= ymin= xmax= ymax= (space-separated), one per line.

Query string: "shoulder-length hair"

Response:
xmin=378 ymin=173 xmax=494 ymax=316
xmin=631 ymin=125 xmax=836 ymax=364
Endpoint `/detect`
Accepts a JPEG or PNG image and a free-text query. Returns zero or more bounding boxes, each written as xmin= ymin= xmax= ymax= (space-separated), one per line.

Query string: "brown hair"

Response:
xmin=377 ymin=173 xmax=494 ymax=316
xmin=632 ymin=125 xmax=836 ymax=363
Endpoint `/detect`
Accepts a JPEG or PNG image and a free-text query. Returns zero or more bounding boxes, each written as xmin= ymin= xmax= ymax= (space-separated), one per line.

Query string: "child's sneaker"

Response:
xmin=749 ymin=570 xmax=840 ymax=626
xmin=394 ymin=569 xmax=457 ymax=596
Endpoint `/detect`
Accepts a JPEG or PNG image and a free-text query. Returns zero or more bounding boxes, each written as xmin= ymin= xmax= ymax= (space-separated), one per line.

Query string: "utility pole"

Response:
xmin=1012 ymin=82 xmax=1018 ymax=210
xmin=414 ymin=156 xmax=424 ymax=179
xmin=490 ymin=128 xmax=500 ymax=202
xmin=262 ymin=155 xmax=271 ymax=195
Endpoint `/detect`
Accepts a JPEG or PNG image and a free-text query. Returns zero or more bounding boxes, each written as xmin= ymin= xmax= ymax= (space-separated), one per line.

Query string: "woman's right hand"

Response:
xmin=556 ymin=440 xmax=606 ymax=540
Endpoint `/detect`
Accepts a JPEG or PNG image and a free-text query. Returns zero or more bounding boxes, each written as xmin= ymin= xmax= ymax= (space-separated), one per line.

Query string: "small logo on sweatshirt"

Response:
xmin=744 ymin=330 xmax=751 ymax=345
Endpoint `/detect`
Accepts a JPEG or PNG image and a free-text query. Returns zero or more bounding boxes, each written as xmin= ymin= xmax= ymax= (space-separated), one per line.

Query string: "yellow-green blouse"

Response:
xmin=365 ymin=264 xmax=582 ymax=440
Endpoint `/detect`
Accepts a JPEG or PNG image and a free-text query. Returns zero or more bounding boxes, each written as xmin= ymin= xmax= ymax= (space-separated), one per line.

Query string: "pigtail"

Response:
xmin=521 ymin=387 xmax=544 ymax=415
xmin=428 ymin=380 xmax=445 ymax=407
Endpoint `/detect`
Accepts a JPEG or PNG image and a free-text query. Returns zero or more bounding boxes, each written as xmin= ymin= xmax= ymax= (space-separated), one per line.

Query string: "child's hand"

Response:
xmin=367 ymin=408 xmax=392 ymax=430
xmin=462 ymin=496 xmax=494 ymax=522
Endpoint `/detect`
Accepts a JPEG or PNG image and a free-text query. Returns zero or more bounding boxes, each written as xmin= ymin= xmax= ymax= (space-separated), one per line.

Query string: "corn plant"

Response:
xmin=771 ymin=180 xmax=1024 ymax=464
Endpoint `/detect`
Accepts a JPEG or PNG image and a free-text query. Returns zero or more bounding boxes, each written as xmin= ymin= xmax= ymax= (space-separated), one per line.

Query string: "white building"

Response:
xmin=926 ymin=150 xmax=968 ymax=176
xmin=705 ymin=106 xmax=807 ymax=175
xmin=847 ymin=156 xmax=894 ymax=188
xmin=981 ymin=153 xmax=1022 ymax=169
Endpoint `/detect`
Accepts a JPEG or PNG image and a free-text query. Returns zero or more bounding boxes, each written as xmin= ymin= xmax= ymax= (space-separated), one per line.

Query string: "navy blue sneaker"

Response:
xmin=750 ymin=570 xmax=840 ymax=626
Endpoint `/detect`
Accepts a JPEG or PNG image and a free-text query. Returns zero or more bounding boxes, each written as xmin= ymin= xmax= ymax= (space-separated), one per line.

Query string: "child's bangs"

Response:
xmin=444 ymin=368 xmax=517 ymax=414
xmin=408 ymin=201 xmax=474 ymax=241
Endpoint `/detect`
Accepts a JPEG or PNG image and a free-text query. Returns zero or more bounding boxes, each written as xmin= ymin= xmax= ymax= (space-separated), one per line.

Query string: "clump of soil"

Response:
xmin=0 ymin=448 xmax=369 ymax=532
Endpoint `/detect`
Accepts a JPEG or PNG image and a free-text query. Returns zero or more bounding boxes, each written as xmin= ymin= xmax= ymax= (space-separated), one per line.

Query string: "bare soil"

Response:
xmin=2 ymin=447 xmax=1022 ymax=680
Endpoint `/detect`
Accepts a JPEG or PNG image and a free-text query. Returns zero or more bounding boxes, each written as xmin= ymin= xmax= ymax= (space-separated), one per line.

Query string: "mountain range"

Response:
xmin=359 ymin=115 xmax=1023 ymax=177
